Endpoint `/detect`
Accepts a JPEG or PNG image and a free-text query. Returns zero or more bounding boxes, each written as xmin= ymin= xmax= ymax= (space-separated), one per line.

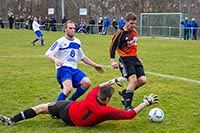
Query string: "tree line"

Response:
xmin=0 ymin=0 xmax=199 ymax=24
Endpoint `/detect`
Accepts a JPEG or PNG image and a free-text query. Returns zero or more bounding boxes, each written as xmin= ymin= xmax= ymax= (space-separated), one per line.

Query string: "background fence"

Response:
xmin=1 ymin=21 xmax=200 ymax=40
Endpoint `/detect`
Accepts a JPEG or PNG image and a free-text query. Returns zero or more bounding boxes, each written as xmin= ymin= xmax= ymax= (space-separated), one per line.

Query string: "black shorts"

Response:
xmin=119 ymin=56 xmax=145 ymax=78
xmin=48 ymin=101 xmax=75 ymax=126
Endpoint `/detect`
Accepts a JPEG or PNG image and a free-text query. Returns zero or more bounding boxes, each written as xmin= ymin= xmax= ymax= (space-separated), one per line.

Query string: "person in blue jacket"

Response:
xmin=190 ymin=18 xmax=199 ymax=40
xmin=102 ymin=16 xmax=110 ymax=35
xmin=118 ymin=17 xmax=125 ymax=30
xmin=181 ymin=17 xmax=190 ymax=40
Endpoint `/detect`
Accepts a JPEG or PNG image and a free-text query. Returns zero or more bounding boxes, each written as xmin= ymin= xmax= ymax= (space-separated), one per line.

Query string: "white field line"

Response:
xmin=1 ymin=55 xmax=200 ymax=84
xmin=146 ymin=71 xmax=200 ymax=84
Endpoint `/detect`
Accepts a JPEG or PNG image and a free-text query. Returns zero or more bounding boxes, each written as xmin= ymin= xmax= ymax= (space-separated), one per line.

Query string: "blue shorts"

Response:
xmin=35 ymin=30 xmax=43 ymax=37
xmin=56 ymin=66 xmax=87 ymax=89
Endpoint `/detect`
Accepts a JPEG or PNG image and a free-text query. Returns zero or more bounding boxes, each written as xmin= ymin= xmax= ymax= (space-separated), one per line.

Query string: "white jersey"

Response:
xmin=45 ymin=36 xmax=85 ymax=69
xmin=32 ymin=21 xmax=40 ymax=32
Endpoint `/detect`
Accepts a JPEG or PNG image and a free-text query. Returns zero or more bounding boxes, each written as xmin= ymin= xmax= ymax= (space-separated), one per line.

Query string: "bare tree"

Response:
xmin=0 ymin=0 xmax=200 ymax=24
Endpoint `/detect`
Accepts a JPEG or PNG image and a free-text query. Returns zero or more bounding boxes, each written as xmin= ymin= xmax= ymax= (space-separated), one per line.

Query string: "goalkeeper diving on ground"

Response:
xmin=0 ymin=77 xmax=159 ymax=126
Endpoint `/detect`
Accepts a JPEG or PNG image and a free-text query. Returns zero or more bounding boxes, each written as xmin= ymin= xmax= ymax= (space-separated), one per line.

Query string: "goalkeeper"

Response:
xmin=0 ymin=77 xmax=159 ymax=126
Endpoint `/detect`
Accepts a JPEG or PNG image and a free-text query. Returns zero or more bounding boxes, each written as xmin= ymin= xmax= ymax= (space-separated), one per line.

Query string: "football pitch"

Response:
xmin=0 ymin=29 xmax=199 ymax=132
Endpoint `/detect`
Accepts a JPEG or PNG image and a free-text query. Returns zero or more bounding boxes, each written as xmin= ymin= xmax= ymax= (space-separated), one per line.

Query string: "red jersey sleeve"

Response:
xmin=101 ymin=106 xmax=137 ymax=120
xmin=84 ymin=85 xmax=100 ymax=100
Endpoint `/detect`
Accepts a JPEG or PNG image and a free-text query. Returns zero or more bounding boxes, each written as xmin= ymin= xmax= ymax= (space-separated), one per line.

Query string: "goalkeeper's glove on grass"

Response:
xmin=143 ymin=93 xmax=159 ymax=106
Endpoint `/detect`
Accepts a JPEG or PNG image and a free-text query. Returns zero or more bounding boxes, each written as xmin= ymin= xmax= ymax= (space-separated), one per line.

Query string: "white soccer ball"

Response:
xmin=149 ymin=108 xmax=164 ymax=122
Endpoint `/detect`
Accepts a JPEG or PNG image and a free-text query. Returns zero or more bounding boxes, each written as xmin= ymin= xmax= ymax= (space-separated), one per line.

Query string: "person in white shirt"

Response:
xmin=31 ymin=16 xmax=45 ymax=46
xmin=45 ymin=20 xmax=104 ymax=101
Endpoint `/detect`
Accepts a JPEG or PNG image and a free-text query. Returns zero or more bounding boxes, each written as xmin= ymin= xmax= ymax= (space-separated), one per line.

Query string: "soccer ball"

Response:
xmin=148 ymin=108 xmax=164 ymax=122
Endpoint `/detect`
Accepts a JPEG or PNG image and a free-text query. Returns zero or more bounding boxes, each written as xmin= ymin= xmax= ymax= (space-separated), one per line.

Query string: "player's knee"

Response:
xmin=129 ymin=75 xmax=138 ymax=84
xmin=81 ymin=78 xmax=91 ymax=89
xmin=33 ymin=103 xmax=48 ymax=114
xmin=138 ymin=76 xmax=147 ymax=86
xmin=63 ymin=86 xmax=73 ymax=95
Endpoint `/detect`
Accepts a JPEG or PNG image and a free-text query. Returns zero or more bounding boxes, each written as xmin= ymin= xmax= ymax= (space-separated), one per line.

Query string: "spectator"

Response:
xmin=28 ymin=15 xmax=33 ymax=30
xmin=98 ymin=17 xmax=103 ymax=34
xmin=19 ymin=16 xmax=24 ymax=29
xmin=112 ymin=19 xmax=118 ymax=32
xmin=62 ymin=16 xmax=67 ymax=24
xmin=25 ymin=20 xmax=29 ymax=29
xmin=15 ymin=17 xmax=19 ymax=29
xmin=190 ymin=18 xmax=199 ymax=40
xmin=38 ymin=16 xmax=44 ymax=30
xmin=50 ymin=16 xmax=57 ymax=32
xmin=44 ymin=16 xmax=49 ymax=31
xmin=118 ymin=17 xmax=126 ymax=30
xmin=77 ymin=21 xmax=89 ymax=34
xmin=8 ymin=15 xmax=14 ymax=29
xmin=102 ymin=16 xmax=110 ymax=35
xmin=0 ymin=17 xmax=4 ymax=28
xmin=62 ymin=16 xmax=67 ymax=32
xmin=181 ymin=17 xmax=190 ymax=40
xmin=89 ymin=17 xmax=95 ymax=34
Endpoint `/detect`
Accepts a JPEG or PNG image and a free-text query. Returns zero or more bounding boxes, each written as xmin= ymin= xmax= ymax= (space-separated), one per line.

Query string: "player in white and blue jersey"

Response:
xmin=45 ymin=20 xmax=104 ymax=101
xmin=31 ymin=16 xmax=45 ymax=46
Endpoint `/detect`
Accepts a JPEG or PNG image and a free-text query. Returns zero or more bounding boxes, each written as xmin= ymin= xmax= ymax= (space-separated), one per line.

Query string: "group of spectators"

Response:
xmin=0 ymin=13 xmax=126 ymax=36
xmin=3 ymin=14 xmax=199 ymax=40
xmin=76 ymin=15 xmax=126 ymax=35
xmin=181 ymin=17 xmax=199 ymax=40
xmin=0 ymin=14 xmax=58 ymax=31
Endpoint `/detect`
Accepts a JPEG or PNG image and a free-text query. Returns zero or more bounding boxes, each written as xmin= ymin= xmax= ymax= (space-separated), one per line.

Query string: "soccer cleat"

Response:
xmin=31 ymin=42 xmax=35 ymax=46
xmin=0 ymin=114 xmax=15 ymax=126
xmin=125 ymin=106 xmax=133 ymax=111
xmin=119 ymin=90 xmax=126 ymax=105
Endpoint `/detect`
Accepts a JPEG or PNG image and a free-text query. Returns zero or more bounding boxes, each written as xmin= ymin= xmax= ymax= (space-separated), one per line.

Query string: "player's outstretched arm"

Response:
xmin=133 ymin=94 xmax=159 ymax=114
xmin=81 ymin=56 xmax=104 ymax=73
xmin=99 ymin=77 xmax=127 ymax=87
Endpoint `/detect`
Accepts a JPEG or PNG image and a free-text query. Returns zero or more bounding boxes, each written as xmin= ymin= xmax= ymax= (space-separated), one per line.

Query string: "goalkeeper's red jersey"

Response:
xmin=68 ymin=85 xmax=136 ymax=126
xmin=110 ymin=28 xmax=138 ymax=58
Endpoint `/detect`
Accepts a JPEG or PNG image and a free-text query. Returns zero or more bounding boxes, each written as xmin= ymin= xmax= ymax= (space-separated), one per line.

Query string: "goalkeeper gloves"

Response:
xmin=143 ymin=93 xmax=159 ymax=106
xmin=108 ymin=77 xmax=127 ymax=87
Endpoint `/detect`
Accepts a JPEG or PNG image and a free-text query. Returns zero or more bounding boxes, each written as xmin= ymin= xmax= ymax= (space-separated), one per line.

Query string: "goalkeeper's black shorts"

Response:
xmin=48 ymin=100 xmax=75 ymax=126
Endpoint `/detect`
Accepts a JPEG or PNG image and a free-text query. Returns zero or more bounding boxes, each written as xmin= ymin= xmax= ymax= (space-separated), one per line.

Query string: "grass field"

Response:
xmin=0 ymin=29 xmax=200 ymax=133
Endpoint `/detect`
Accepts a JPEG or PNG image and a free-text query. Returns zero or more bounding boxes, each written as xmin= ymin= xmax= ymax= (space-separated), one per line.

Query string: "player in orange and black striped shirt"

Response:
xmin=109 ymin=12 xmax=147 ymax=110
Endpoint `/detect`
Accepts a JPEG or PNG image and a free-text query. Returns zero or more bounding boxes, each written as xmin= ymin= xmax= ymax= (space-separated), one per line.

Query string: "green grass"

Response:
xmin=0 ymin=29 xmax=200 ymax=133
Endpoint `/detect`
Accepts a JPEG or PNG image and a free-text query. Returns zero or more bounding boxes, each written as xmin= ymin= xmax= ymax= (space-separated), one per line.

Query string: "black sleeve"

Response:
xmin=109 ymin=30 xmax=123 ymax=58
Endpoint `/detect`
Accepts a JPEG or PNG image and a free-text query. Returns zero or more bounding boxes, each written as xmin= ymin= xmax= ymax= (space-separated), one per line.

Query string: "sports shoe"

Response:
xmin=125 ymin=106 xmax=133 ymax=110
xmin=0 ymin=114 xmax=15 ymax=125
xmin=31 ymin=42 xmax=35 ymax=46
xmin=119 ymin=90 xmax=126 ymax=105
